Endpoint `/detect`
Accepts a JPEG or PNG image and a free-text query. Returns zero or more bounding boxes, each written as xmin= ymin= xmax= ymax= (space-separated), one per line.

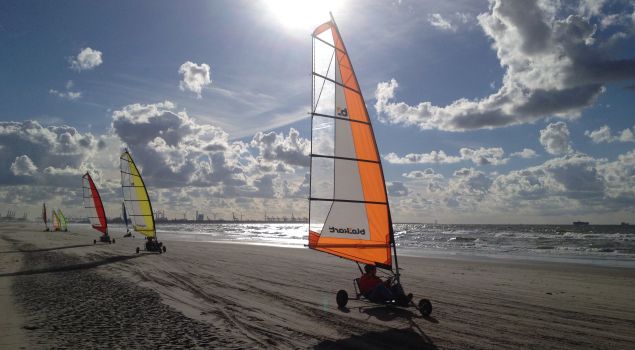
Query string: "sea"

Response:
xmin=102 ymin=222 xmax=635 ymax=268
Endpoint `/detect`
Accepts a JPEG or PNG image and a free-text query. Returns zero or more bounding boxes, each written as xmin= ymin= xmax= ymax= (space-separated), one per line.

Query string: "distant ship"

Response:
xmin=621 ymin=222 xmax=630 ymax=226
xmin=573 ymin=221 xmax=589 ymax=226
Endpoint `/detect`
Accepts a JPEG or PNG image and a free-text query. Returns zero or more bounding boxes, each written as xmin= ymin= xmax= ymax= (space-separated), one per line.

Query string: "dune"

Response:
xmin=1 ymin=223 xmax=634 ymax=349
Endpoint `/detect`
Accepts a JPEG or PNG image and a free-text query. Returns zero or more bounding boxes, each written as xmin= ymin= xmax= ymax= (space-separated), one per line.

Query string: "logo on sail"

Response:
xmin=329 ymin=226 xmax=365 ymax=235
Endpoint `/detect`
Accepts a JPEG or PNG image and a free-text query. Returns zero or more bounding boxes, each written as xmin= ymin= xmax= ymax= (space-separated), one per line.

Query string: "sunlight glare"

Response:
xmin=264 ymin=0 xmax=344 ymax=30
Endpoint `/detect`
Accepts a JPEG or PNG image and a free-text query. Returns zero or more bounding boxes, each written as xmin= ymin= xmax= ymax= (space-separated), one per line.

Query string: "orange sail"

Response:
xmin=308 ymin=16 xmax=394 ymax=269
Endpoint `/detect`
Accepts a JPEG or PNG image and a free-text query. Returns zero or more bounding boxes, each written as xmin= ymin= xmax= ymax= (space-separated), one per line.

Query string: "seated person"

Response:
xmin=358 ymin=264 xmax=412 ymax=305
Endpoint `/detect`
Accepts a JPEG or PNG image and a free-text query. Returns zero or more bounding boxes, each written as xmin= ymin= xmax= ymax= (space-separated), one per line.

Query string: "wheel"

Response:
xmin=136 ymin=247 xmax=140 ymax=254
xmin=336 ymin=290 xmax=348 ymax=308
xmin=418 ymin=298 xmax=432 ymax=317
xmin=112 ymin=239 xmax=115 ymax=244
xmin=162 ymin=246 xmax=166 ymax=253
xmin=93 ymin=239 xmax=96 ymax=245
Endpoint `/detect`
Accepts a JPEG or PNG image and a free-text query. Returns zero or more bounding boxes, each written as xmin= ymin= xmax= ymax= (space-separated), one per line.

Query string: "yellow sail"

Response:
xmin=120 ymin=150 xmax=156 ymax=237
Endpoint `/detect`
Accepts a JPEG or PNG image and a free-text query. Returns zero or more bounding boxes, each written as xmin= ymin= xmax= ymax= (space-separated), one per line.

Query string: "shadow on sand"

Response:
xmin=0 ymin=244 xmax=95 ymax=254
xmin=314 ymin=327 xmax=437 ymax=350
xmin=0 ymin=254 xmax=144 ymax=277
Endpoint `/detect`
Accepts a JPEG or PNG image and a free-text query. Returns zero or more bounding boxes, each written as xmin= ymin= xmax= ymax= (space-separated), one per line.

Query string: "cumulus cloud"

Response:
xmin=387 ymin=181 xmax=409 ymax=197
xmin=0 ymin=120 xmax=103 ymax=189
xmin=10 ymin=155 xmax=38 ymax=176
xmin=69 ymin=47 xmax=103 ymax=71
xmin=540 ymin=122 xmax=573 ymax=155
xmin=179 ymin=61 xmax=212 ymax=98
xmin=510 ymin=148 xmax=538 ymax=158
xmin=385 ymin=147 xmax=508 ymax=166
xmin=375 ymin=0 xmax=635 ymax=132
xmin=111 ymin=101 xmax=307 ymax=201
xmin=250 ymin=128 xmax=310 ymax=169
xmin=585 ymin=125 xmax=635 ymax=143
xmin=402 ymin=168 xmax=444 ymax=180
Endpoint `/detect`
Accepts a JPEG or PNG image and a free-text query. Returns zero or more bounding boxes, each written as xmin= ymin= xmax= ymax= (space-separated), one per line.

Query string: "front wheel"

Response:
xmin=162 ymin=246 xmax=166 ymax=253
xmin=136 ymin=247 xmax=140 ymax=254
xmin=336 ymin=290 xmax=348 ymax=308
xmin=93 ymin=239 xmax=96 ymax=245
xmin=418 ymin=298 xmax=432 ymax=317
xmin=112 ymin=239 xmax=115 ymax=244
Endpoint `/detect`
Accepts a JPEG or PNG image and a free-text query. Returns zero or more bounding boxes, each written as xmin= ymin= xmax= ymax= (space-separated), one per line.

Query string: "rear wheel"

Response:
xmin=135 ymin=247 xmax=140 ymax=254
xmin=162 ymin=246 xmax=166 ymax=253
xmin=336 ymin=290 xmax=348 ymax=308
xmin=93 ymin=240 xmax=96 ymax=245
xmin=112 ymin=239 xmax=115 ymax=244
xmin=418 ymin=298 xmax=432 ymax=317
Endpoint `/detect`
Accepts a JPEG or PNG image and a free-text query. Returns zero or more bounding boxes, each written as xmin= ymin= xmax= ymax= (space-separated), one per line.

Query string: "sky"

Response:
xmin=0 ymin=0 xmax=634 ymax=224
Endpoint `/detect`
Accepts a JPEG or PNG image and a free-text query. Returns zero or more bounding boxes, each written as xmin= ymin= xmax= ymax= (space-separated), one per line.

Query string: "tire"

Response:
xmin=418 ymin=298 xmax=432 ymax=317
xmin=93 ymin=240 xmax=96 ymax=245
xmin=162 ymin=246 xmax=166 ymax=253
xmin=112 ymin=239 xmax=115 ymax=244
xmin=136 ymin=247 xmax=140 ymax=254
xmin=336 ymin=290 xmax=348 ymax=308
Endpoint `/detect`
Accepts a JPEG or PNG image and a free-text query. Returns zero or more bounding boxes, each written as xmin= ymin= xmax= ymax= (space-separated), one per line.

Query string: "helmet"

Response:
xmin=364 ymin=264 xmax=376 ymax=273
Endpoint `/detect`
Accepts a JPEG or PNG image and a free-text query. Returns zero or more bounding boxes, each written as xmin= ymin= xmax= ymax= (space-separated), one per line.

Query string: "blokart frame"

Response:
xmin=94 ymin=233 xmax=115 ymax=245
xmin=335 ymin=264 xmax=433 ymax=318
xmin=136 ymin=236 xmax=166 ymax=254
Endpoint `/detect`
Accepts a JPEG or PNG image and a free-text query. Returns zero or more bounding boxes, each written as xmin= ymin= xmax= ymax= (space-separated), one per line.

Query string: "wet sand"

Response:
xmin=1 ymin=223 xmax=634 ymax=349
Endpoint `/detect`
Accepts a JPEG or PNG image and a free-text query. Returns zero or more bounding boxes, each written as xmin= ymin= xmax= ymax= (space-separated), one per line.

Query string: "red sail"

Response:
xmin=82 ymin=172 xmax=108 ymax=234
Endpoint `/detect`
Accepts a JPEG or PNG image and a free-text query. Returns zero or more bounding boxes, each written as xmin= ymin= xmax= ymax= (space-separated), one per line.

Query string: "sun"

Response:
xmin=264 ymin=0 xmax=345 ymax=30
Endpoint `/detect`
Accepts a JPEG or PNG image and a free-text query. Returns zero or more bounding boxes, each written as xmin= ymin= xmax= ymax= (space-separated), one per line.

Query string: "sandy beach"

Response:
xmin=1 ymin=223 xmax=634 ymax=349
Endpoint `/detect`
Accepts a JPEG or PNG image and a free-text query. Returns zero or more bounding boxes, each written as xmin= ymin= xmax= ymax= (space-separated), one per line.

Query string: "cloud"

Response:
xmin=111 ymin=101 xmax=308 ymax=200
xmin=402 ymin=168 xmax=444 ymax=180
xmin=585 ymin=125 xmax=635 ymax=143
xmin=428 ymin=14 xmax=455 ymax=31
xmin=179 ymin=61 xmax=212 ymax=98
xmin=0 ymin=120 xmax=103 ymax=188
xmin=375 ymin=0 xmax=635 ymax=132
xmin=10 ymin=155 xmax=38 ymax=176
xmin=385 ymin=147 xmax=508 ymax=166
xmin=427 ymin=12 xmax=475 ymax=32
xmin=540 ymin=122 xmax=572 ymax=155
xmin=387 ymin=181 xmax=409 ymax=197
xmin=250 ymin=128 xmax=310 ymax=168
xmin=510 ymin=148 xmax=538 ymax=158
xmin=49 ymin=80 xmax=82 ymax=100
xmin=69 ymin=47 xmax=103 ymax=71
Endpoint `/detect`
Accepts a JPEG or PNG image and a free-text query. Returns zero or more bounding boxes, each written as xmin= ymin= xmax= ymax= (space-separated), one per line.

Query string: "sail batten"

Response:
xmin=309 ymin=17 xmax=394 ymax=269
xmin=120 ymin=150 xmax=156 ymax=237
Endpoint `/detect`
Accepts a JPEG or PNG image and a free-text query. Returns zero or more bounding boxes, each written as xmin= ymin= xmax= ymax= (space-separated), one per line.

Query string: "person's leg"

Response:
xmin=368 ymin=284 xmax=394 ymax=303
